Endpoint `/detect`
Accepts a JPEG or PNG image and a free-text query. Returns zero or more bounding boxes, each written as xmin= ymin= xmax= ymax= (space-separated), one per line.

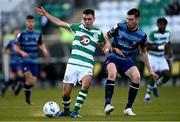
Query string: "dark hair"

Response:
xmin=26 ymin=15 xmax=34 ymax=20
xmin=83 ymin=9 xmax=95 ymax=16
xmin=157 ymin=17 xmax=168 ymax=25
xmin=127 ymin=8 xmax=140 ymax=17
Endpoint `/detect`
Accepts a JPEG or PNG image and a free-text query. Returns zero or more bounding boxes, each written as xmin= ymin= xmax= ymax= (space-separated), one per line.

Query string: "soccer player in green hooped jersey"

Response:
xmin=144 ymin=17 xmax=173 ymax=102
xmin=35 ymin=7 xmax=111 ymax=118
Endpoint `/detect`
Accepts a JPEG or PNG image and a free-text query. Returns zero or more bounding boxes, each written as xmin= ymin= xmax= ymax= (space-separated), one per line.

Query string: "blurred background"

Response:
xmin=0 ymin=0 xmax=180 ymax=88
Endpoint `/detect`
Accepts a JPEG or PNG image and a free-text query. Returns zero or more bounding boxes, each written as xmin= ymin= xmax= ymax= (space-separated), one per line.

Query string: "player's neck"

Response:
xmin=128 ymin=26 xmax=138 ymax=32
xmin=26 ymin=28 xmax=34 ymax=32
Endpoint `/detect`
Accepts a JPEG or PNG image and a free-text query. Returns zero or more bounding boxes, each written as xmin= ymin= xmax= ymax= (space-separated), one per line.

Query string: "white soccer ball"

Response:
xmin=43 ymin=101 xmax=60 ymax=118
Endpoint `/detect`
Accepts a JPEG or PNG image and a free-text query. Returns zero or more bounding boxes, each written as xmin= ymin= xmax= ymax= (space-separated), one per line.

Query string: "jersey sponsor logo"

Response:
xmin=80 ymin=35 xmax=90 ymax=46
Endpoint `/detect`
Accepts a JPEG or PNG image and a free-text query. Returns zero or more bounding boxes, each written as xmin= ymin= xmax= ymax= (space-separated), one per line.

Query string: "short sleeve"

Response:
xmin=69 ymin=23 xmax=80 ymax=32
xmin=15 ymin=33 xmax=22 ymax=45
xmin=98 ymin=31 xmax=105 ymax=43
xmin=148 ymin=32 xmax=155 ymax=44
xmin=140 ymin=34 xmax=147 ymax=48
xmin=107 ymin=23 xmax=118 ymax=38
xmin=38 ymin=33 xmax=43 ymax=45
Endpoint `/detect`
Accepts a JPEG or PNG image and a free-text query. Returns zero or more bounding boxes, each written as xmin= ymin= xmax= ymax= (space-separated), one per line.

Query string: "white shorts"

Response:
xmin=148 ymin=54 xmax=169 ymax=72
xmin=63 ymin=64 xmax=93 ymax=86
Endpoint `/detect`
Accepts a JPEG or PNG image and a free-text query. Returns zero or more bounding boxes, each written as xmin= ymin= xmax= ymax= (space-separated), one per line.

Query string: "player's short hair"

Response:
xmin=127 ymin=8 xmax=140 ymax=17
xmin=157 ymin=17 xmax=168 ymax=25
xmin=83 ymin=9 xmax=95 ymax=17
xmin=26 ymin=15 xmax=34 ymax=20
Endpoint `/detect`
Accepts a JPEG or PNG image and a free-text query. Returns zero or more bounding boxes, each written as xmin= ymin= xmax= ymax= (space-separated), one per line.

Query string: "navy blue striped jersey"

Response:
xmin=16 ymin=30 xmax=42 ymax=59
xmin=107 ymin=22 xmax=147 ymax=62
xmin=6 ymin=40 xmax=21 ymax=63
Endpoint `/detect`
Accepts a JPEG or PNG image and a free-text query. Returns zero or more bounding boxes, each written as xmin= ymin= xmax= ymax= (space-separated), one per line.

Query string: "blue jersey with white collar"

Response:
xmin=107 ymin=22 xmax=147 ymax=62
xmin=6 ymin=40 xmax=21 ymax=63
xmin=16 ymin=30 xmax=42 ymax=61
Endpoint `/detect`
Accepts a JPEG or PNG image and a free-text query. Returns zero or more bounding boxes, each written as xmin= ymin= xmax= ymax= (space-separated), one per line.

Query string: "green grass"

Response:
xmin=0 ymin=86 xmax=180 ymax=121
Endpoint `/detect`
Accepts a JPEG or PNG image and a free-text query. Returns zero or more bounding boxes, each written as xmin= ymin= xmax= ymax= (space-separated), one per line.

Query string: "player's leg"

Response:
xmin=57 ymin=83 xmax=73 ymax=116
xmin=104 ymin=63 xmax=116 ymax=115
xmin=14 ymin=69 xmax=25 ymax=96
xmin=24 ymin=71 xmax=37 ymax=104
xmin=144 ymin=54 xmax=158 ymax=100
xmin=144 ymin=78 xmax=154 ymax=101
xmin=124 ymin=66 xmax=140 ymax=115
xmin=57 ymin=64 xmax=76 ymax=117
xmin=70 ymin=75 xmax=92 ymax=118
xmin=156 ymin=70 xmax=171 ymax=86
xmin=1 ymin=63 xmax=17 ymax=96
xmin=1 ymin=79 xmax=13 ymax=96
xmin=153 ymin=58 xmax=170 ymax=96
xmin=23 ymin=62 xmax=38 ymax=105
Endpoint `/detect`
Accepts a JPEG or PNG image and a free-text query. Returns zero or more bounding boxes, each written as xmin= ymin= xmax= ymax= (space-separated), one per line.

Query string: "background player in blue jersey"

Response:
xmin=1 ymin=28 xmax=24 ymax=96
xmin=144 ymin=17 xmax=173 ymax=101
xmin=103 ymin=8 xmax=159 ymax=116
xmin=14 ymin=15 xmax=49 ymax=104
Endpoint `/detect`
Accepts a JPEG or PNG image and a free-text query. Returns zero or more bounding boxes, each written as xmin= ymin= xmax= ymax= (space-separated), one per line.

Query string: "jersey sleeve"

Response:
xmin=69 ymin=23 xmax=80 ymax=32
xmin=140 ymin=34 xmax=147 ymax=48
xmin=107 ymin=23 xmax=118 ymax=38
xmin=38 ymin=33 xmax=43 ymax=45
xmin=148 ymin=31 xmax=155 ymax=44
xmin=98 ymin=31 xmax=105 ymax=44
xmin=167 ymin=31 xmax=171 ymax=43
xmin=5 ymin=41 xmax=12 ymax=50
xmin=15 ymin=33 xmax=22 ymax=45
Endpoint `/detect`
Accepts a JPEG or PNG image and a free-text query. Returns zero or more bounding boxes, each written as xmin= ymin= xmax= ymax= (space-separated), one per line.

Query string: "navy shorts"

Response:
xmin=10 ymin=61 xmax=22 ymax=73
xmin=22 ymin=61 xmax=39 ymax=77
xmin=104 ymin=53 xmax=134 ymax=77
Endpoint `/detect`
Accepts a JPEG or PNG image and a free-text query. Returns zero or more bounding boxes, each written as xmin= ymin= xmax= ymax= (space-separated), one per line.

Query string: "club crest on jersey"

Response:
xmin=80 ymin=35 xmax=90 ymax=46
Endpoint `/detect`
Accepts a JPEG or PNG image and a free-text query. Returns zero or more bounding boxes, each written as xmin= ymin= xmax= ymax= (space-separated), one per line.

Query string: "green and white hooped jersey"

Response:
xmin=67 ymin=23 xmax=105 ymax=69
xmin=148 ymin=30 xmax=170 ymax=57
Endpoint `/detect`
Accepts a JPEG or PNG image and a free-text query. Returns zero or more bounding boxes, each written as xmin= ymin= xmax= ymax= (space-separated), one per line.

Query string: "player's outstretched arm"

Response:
xmin=39 ymin=43 xmax=50 ymax=58
xmin=35 ymin=7 xmax=69 ymax=29
xmin=140 ymin=47 xmax=159 ymax=81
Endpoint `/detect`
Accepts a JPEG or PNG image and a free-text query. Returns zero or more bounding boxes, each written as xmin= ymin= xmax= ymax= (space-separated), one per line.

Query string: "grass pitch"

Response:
xmin=0 ymin=86 xmax=180 ymax=121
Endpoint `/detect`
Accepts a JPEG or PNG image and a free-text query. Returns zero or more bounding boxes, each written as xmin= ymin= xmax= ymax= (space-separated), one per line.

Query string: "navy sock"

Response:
xmin=14 ymin=77 xmax=25 ymax=95
xmin=1 ymin=80 xmax=13 ymax=95
xmin=105 ymin=80 xmax=115 ymax=106
xmin=23 ymin=84 xmax=31 ymax=104
xmin=126 ymin=82 xmax=139 ymax=109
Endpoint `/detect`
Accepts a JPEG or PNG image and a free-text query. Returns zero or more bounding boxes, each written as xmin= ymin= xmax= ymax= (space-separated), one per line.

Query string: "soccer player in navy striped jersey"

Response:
xmin=35 ymin=7 xmax=111 ymax=118
xmin=1 ymin=28 xmax=24 ymax=96
xmin=14 ymin=15 xmax=49 ymax=104
xmin=144 ymin=17 xmax=173 ymax=101
xmin=104 ymin=8 xmax=159 ymax=116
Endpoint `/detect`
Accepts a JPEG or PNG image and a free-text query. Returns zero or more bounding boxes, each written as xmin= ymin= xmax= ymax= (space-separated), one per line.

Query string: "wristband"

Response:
xmin=158 ymin=45 xmax=165 ymax=50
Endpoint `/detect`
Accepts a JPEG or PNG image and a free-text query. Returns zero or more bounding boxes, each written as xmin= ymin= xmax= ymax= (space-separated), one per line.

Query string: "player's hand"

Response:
xmin=149 ymin=71 xmax=159 ymax=81
xmin=157 ymin=44 xmax=165 ymax=50
xmin=20 ymin=51 xmax=29 ymax=57
xmin=102 ymin=42 xmax=111 ymax=54
xmin=113 ymin=47 xmax=125 ymax=57
xmin=35 ymin=6 xmax=47 ymax=16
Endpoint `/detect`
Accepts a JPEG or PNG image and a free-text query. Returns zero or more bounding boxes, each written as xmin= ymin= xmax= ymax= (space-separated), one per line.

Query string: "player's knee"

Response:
xmin=82 ymin=82 xmax=90 ymax=91
xmin=132 ymin=75 xmax=141 ymax=84
xmin=26 ymin=75 xmax=37 ymax=86
xmin=63 ymin=89 xmax=71 ymax=97
xmin=108 ymin=71 xmax=116 ymax=80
